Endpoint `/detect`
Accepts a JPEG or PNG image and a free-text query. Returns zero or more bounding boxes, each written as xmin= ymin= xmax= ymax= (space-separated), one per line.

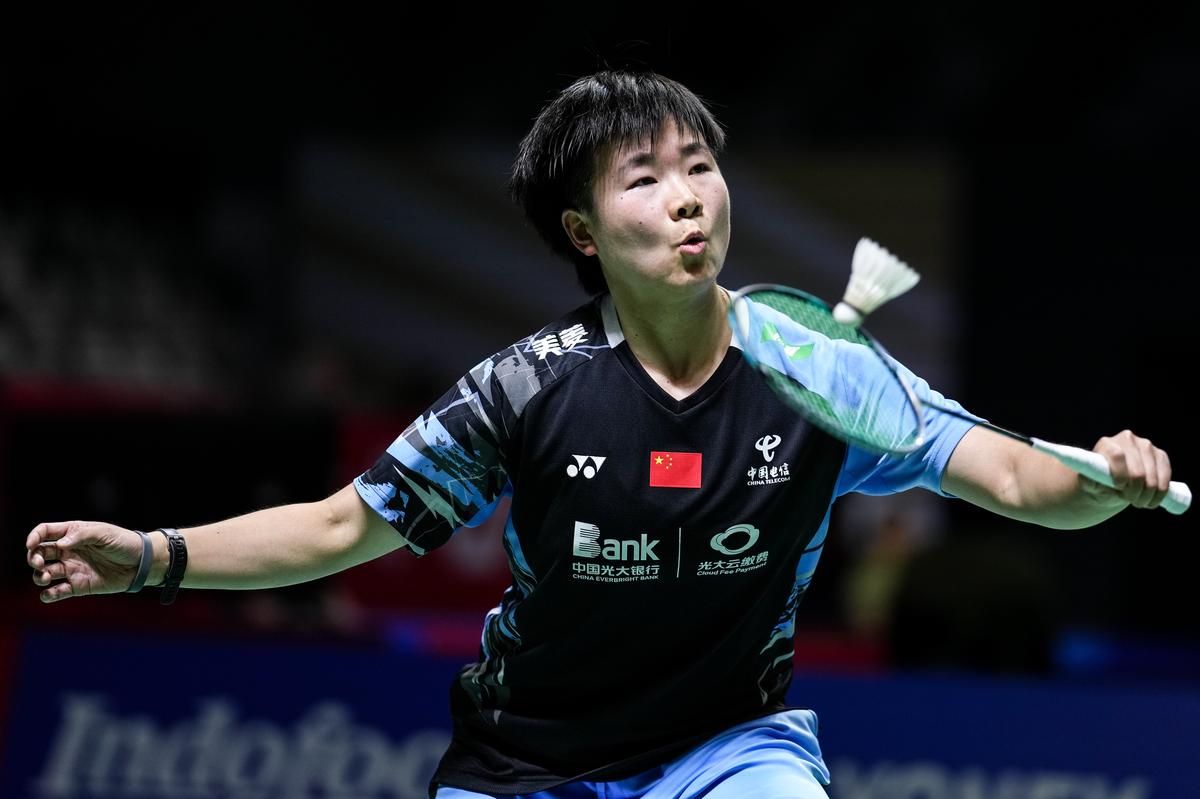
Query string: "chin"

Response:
xmin=681 ymin=258 xmax=722 ymax=282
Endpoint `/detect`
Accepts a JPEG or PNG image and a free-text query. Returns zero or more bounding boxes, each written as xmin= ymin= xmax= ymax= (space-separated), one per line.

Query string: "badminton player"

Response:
xmin=26 ymin=71 xmax=1174 ymax=799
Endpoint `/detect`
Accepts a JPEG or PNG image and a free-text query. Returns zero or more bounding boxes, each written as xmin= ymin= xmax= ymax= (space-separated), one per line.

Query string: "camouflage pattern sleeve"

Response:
xmin=353 ymin=299 xmax=606 ymax=555
xmin=352 ymin=317 xmax=574 ymax=554
xmin=353 ymin=355 xmax=519 ymax=556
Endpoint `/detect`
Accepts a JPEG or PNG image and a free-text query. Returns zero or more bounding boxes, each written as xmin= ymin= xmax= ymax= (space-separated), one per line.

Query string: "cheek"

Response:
xmin=712 ymin=189 xmax=732 ymax=235
xmin=708 ymin=179 xmax=730 ymax=209
xmin=701 ymin=188 xmax=729 ymax=233
xmin=606 ymin=198 xmax=659 ymax=246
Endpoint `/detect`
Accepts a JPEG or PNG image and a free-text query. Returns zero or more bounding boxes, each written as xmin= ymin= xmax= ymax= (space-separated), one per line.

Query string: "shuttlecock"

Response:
xmin=833 ymin=237 xmax=921 ymax=327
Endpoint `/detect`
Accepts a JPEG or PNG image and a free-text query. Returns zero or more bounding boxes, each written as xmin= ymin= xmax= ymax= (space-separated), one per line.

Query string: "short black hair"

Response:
xmin=507 ymin=70 xmax=727 ymax=295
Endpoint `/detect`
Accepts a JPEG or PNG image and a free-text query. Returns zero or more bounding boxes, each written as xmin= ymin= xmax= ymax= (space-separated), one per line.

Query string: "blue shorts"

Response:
xmin=434 ymin=708 xmax=830 ymax=799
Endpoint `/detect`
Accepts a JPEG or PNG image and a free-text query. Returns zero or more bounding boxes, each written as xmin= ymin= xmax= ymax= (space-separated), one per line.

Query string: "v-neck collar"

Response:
xmin=599 ymin=293 xmax=744 ymax=415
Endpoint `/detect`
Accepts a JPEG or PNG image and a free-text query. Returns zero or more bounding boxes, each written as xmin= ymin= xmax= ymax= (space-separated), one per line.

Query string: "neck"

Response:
xmin=608 ymin=281 xmax=731 ymax=396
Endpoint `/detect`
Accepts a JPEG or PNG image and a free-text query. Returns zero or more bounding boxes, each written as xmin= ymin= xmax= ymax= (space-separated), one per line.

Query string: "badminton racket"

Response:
xmin=728 ymin=284 xmax=1191 ymax=515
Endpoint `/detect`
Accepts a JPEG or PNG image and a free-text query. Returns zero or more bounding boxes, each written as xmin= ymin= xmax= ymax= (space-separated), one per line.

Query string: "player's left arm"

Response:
xmin=942 ymin=426 xmax=1173 ymax=529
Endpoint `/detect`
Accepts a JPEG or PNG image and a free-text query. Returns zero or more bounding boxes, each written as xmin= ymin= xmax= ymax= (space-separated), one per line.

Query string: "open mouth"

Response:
xmin=679 ymin=233 xmax=707 ymax=254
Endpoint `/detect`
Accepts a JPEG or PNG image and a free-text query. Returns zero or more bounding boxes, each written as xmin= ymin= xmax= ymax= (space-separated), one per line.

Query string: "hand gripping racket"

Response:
xmin=728 ymin=284 xmax=1191 ymax=515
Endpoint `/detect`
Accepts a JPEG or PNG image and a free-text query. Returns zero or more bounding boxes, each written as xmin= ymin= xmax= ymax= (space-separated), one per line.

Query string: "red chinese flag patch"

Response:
xmin=649 ymin=451 xmax=702 ymax=488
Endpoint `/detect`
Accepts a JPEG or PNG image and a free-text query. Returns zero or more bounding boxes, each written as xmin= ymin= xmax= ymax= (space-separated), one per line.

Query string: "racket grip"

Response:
xmin=1031 ymin=438 xmax=1191 ymax=515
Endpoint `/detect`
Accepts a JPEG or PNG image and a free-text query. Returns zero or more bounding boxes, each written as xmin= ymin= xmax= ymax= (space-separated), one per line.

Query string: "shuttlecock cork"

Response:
xmin=833 ymin=237 xmax=921 ymax=327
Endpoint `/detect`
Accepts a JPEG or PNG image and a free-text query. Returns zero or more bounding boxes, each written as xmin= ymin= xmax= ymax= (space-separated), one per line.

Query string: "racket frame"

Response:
xmin=728 ymin=283 xmax=929 ymax=455
xmin=727 ymin=282 xmax=1191 ymax=515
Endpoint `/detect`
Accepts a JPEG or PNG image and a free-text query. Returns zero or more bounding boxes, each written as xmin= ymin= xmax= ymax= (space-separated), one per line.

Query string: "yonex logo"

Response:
xmin=573 ymin=521 xmax=659 ymax=561
xmin=755 ymin=435 xmax=782 ymax=462
xmin=566 ymin=455 xmax=606 ymax=479
xmin=710 ymin=523 xmax=760 ymax=556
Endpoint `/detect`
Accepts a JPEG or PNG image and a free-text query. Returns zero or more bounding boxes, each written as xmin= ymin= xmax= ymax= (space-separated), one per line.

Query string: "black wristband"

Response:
xmin=155 ymin=528 xmax=187 ymax=605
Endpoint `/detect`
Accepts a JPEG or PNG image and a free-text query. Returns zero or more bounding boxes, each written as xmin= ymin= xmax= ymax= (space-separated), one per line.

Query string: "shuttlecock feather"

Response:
xmin=833 ymin=237 xmax=921 ymax=327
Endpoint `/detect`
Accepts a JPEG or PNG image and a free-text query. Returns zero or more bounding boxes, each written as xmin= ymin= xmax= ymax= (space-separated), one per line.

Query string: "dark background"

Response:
xmin=2 ymin=7 xmax=1197 ymax=672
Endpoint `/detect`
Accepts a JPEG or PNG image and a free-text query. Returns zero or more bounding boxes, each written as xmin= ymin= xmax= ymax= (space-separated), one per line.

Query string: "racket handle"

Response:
xmin=1031 ymin=438 xmax=1191 ymax=515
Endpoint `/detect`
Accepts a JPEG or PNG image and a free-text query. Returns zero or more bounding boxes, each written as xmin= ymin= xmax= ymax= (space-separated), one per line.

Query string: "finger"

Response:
xmin=26 ymin=522 xmax=76 ymax=551
xmin=40 ymin=581 xmax=75 ymax=603
xmin=1140 ymin=439 xmax=1161 ymax=507
xmin=32 ymin=562 xmax=67 ymax=586
xmin=1093 ymin=436 xmax=1129 ymax=489
xmin=27 ymin=543 xmax=61 ymax=570
xmin=1148 ymin=447 xmax=1173 ymax=509
xmin=1127 ymin=439 xmax=1157 ymax=508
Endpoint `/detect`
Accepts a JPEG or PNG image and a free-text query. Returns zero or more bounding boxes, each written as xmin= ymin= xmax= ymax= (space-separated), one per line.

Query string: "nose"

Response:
xmin=668 ymin=175 xmax=703 ymax=220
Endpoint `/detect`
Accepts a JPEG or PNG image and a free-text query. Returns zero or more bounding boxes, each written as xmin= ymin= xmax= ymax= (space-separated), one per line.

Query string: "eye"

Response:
xmin=690 ymin=162 xmax=712 ymax=175
xmin=630 ymin=176 xmax=656 ymax=188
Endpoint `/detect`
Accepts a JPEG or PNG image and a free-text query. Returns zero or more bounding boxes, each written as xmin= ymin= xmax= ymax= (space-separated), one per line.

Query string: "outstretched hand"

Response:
xmin=1084 ymin=429 xmax=1173 ymax=510
xmin=26 ymin=521 xmax=145 ymax=603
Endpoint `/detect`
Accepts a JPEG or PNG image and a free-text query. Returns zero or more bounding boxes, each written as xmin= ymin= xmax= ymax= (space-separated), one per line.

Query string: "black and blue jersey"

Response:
xmin=354 ymin=292 xmax=979 ymax=795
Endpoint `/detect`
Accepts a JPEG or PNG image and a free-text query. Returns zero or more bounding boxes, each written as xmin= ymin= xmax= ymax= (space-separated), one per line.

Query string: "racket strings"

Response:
xmin=732 ymin=288 xmax=925 ymax=454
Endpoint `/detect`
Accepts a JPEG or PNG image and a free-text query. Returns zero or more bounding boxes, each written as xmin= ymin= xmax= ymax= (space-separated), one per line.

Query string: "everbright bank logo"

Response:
xmin=573 ymin=522 xmax=659 ymax=561
xmin=571 ymin=522 xmax=661 ymax=583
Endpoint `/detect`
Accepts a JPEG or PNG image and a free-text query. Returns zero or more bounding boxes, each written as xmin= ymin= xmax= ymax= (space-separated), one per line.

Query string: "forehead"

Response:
xmin=595 ymin=121 xmax=711 ymax=179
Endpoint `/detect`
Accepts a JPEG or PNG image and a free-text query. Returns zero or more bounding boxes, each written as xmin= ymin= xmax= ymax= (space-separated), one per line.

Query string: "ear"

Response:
xmin=561 ymin=209 xmax=598 ymax=257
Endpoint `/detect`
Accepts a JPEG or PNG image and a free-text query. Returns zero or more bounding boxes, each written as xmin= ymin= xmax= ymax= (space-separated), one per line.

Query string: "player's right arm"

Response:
xmin=28 ymin=326 xmax=535 ymax=605
xmin=26 ymin=483 xmax=402 ymax=603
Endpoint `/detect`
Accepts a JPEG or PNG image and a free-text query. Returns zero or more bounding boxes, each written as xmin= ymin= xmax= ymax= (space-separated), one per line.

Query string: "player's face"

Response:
xmin=567 ymin=121 xmax=731 ymax=296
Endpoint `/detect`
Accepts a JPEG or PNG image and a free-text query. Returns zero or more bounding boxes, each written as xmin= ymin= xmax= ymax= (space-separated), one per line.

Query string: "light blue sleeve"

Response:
xmin=834 ymin=357 xmax=983 ymax=498
xmin=736 ymin=296 xmax=983 ymax=499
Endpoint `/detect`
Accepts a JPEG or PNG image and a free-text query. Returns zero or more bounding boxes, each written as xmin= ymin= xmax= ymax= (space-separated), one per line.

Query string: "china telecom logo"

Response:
xmin=755 ymin=435 xmax=781 ymax=462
